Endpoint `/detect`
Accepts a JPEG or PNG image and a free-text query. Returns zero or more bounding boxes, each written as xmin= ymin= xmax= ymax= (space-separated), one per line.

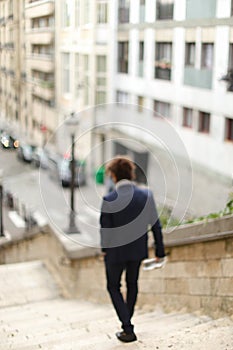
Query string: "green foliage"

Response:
xmin=159 ymin=192 xmax=233 ymax=228
xmin=182 ymin=192 xmax=233 ymax=225
xmin=159 ymin=206 xmax=180 ymax=228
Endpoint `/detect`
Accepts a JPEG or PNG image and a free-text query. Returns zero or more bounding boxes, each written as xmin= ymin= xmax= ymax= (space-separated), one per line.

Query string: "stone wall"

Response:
xmin=139 ymin=238 xmax=233 ymax=317
xmin=0 ymin=215 xmax=233 ymax=318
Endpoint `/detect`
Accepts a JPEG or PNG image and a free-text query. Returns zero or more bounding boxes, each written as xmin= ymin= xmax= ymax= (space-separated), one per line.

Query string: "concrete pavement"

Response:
xmin=0 ymin=260 xmax=232 ymax=350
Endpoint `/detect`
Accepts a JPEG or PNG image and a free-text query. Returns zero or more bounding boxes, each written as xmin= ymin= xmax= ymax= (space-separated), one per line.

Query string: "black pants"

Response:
xmin=105 ymin=260 xmax=141 ymax=334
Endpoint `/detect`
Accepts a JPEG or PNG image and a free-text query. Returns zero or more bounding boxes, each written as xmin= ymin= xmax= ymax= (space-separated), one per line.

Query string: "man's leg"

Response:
xmin=105 ymin=262 xmax=134 ymax=333
xmin=125 ymin=260 xmax=141 ymax=319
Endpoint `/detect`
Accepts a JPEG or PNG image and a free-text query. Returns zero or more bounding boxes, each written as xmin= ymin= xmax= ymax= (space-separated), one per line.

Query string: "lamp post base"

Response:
xmin=66 ymin=226 xmax=80 ymax=234
xmin=66 ymin=211 xmax=80 ymax=234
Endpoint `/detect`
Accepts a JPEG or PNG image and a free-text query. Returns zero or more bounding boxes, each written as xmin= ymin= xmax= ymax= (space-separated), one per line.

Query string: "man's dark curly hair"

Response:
xmin=106 ymin=156 xmax=136 ymax=182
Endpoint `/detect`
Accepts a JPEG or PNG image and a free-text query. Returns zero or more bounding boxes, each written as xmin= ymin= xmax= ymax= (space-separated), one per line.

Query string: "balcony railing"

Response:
xmin=138 ymin=61 xmax=144 ymax=77
xmin=155 ymin=67 xmax=171 ymax=80
xmin=29 ymin=55 xmax=54 ymax=73
xmin=27 ymin=30 xmax=54 ymax=45
xmin=26 ymin=0 xmax=55 ymax=18
xmin=184 ymin=67 xmax=213 ymax=89
xmin=31 ymin=53 xmax=54 ymax=60
xmin=139 ymin=5 xmax=145 ymax=22
xmin=4 ymin=42 xmax=14 ymax=49
xmin=32 ymin=78 xmax=54 ymax=89
xmin=154 ymin=60 xmax=172 ymax=80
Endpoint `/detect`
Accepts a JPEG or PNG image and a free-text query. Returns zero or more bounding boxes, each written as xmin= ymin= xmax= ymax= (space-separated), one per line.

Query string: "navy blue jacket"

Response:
xmin=100 ymin=181 xmax=165 ymax=263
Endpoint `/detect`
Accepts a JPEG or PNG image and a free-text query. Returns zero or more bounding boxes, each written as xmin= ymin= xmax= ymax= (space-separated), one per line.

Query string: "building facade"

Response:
xmin=112 ymin=0 xmax=233 ymax=178
xmin=0 ymin=0 xmax=232 ymax=180
xmin=24 ymin=0 xmax=56 ymax=146
xmin=55 ymin=0 xmax=115 ymax=161
xmin=0 ymin=0 xmax=26 ymax=136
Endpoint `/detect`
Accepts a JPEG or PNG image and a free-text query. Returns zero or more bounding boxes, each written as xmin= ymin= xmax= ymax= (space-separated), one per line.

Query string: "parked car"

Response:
xmin=47 ymin=154 xmax=86 ymax=187
xmin=17 ymin=143 xmax=36 ymax=162
xmin=1 ymin=132 xmax=19 ymax=149
xmin=31 ymin=147 xmax=49 ymax=169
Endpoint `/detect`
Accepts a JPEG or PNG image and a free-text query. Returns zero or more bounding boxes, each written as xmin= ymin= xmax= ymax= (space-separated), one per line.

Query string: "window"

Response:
xmin=83 ymin=55 xmax=89 ymax=104
xmin=75 ymin=0 xmax=80 ymax=27
xmin=118 ymin=41 xmax=129 ymax=73
xmin=32 ymin=70 xmax=53 ymax=83
xmin=138 ymin=41 xmax=144 ymax=77
xmin=139 ymin=41 xmax=144 ymax=61
xmin=231 ymin=0 xmax=233 ymax=16
xmin=199 ymin=111 xmax=210 ymax=133
xmin=75 ymin=54 xmax=80 ymax=97
xmin=137 ymin=96 xmax=144 ymax=112
xmin=32 ymin=16 xmax=53 ymax=29
xmin=118 ymin=0 xmax=130 ymax=23
xmin=83 ymin=0 xmax=90 ymax=24
xmin=96 ymin=56 xmax=107 ymax=87
xmin=155 ymin=42 xmax=172 ymax=80
xmin=97 ymin=55 xmax=107 ymax=72
xmin=229 ymin=44 xmax=233 ymax=69
xmin=154 ymin=100 xmax=170 ymax=118
xmin=62 ymin=53 xmax=70 ymax=94
xmin=96 ymin=91 xmax=106 ymax=104
xmin=183 ymin=108 xmax=193 ymax=128
xmin=32 ymin=44 xmax=53 ymax=56
xmin=139 ymin=0 xmax=145 ymax=22
xmin=226 ymin=44 xmax=233 ymax=92
xmin=97 ymin=1 xmax=108 ymax=24
xmin=201 ymin=44 xmax=214 ymax=69
xmin=185 ymin=43 xmax=195 ymax=66
xmin=156 ymin=0 xmax=174 ymax=20
xmin=116 ymin=90 xmax=129 ymax=104
xmin=9 ymin=0 xmax=13 ymax=13
xmin=225 ymin=118 xmax=233 ymax=141
xmin=62 ymin=0 xmax=72 ymax=27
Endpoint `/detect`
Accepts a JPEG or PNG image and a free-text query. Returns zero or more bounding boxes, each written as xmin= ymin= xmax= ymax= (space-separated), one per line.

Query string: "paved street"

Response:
xmin=0 ymin=148 xmax=105 ymax=248
xmin=1 ymin=146 xmax=232 ymax=246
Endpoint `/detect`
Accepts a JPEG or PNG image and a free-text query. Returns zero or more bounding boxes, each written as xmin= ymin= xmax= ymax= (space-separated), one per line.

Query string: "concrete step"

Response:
xmin=1 ymin=300 xmax=232 ymax=350
xmin=0 ymin=260 xmax=232 ymax=350
xmin=0 ymin=260 xmax=60 ymax=308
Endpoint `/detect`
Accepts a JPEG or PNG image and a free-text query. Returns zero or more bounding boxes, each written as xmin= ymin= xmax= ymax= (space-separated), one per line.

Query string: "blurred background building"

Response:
xmin=0 ymin=0 xmax=233 ymax=179
xmin=113 ymin=0 xmax=233 ymax=178
xmin=0 ymin=0 xmax=26 ymax=138
xmin=25 ymin=0 xmax=56 ymax=146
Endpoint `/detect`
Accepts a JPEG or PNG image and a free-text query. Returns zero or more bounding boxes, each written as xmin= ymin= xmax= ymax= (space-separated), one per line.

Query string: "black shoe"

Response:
xmin=116 ymin=331 xmax=137 ymax=343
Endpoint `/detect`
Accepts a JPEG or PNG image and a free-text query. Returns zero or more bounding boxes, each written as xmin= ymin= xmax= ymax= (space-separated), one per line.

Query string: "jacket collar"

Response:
xmin=115 ymin=179 xmax=134 ymax=189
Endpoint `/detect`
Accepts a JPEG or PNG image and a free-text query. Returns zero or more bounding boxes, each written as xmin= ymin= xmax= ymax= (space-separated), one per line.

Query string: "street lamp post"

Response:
xmin=65 ymin=112 xmax=80 ymax=234
xmin=0 ymin=170 xmax=4 ymax=237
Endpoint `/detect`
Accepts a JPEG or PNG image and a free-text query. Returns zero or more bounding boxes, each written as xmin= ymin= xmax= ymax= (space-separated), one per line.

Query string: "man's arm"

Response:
xmin=149 ymin=191 xmax=165 ymax=258
xmin=100 ymin=197 xmax=112 ymax=252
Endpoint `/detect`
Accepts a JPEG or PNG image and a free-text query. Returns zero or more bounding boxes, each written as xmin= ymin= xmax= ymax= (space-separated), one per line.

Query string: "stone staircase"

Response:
xmin=0 ymin=261 xmax=232 ymax=350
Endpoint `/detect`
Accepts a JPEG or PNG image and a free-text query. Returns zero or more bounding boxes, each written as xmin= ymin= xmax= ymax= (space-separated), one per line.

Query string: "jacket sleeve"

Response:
xmin=100 ymin=197 xmax=112 ymax=252
xmin=149 ymin=191 xmax=165 ymax=258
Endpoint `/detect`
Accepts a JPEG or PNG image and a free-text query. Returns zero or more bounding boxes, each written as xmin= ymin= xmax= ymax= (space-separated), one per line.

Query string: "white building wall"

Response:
xmin=174 ymin=0 xmax=186 ymax=21
xmin=216 ymin=0 xmax=232 ymax=17
xmin=112 ymin=0 xmax=233 ymax=178
xmin=145 ymin=0 xmax=156 ymax=23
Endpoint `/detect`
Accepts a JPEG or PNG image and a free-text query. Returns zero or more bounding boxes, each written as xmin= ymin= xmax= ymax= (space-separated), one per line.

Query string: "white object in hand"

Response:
xmin=143 ymin=257 xmax=166 ymax=271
